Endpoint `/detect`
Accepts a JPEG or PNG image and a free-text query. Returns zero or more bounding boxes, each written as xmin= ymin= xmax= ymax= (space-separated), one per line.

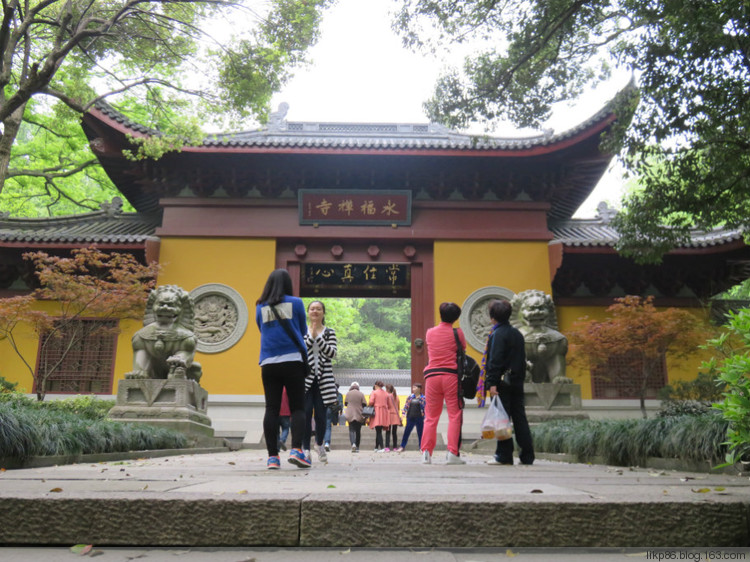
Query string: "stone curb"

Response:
xmin=0 ymin=494 xmax=747 ymax=547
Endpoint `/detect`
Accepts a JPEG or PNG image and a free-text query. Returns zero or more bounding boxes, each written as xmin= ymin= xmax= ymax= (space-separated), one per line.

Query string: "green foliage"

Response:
xmin=0 ymin=393 xmax=114 ymax=419
xmin=704 ymin=308 xmax=750 ymax=465
xmin=531 ymin=413 xmax=728 ymax=467
xmin=395 ymin=0 xmax=750 ymax=261
xmin=656 ymin=400 xmax=712 ymax=418
xmin=716 ymin=279 xmax=750 ymax=301
xmin=302 ymin=298 xmax=412 ymax=369
xmin=0 ymin=402 xmax=187 ymax=461
xmin=0 ymin=0 xmax=332 ymax=216
xmin=658 ymin=371 xmax=726 ymax=403
xmin=0 ymin=375 xmax=18 ymax=394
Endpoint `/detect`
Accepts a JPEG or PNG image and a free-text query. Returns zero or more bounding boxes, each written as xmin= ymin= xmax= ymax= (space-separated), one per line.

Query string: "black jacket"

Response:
xmin=485 ymin=322 xmax=526 ymax=388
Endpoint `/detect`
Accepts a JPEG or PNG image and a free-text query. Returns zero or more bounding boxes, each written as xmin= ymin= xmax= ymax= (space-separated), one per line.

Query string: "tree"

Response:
xmin=394 ymin=0 xmax=750 ymax=262
xmin=568 ymin=296 xmax=708 ymax=418
xmin=0 ymin=0 xmax=331 ymax=216
xmin=0 ymin=247 xmax=160 ymax=400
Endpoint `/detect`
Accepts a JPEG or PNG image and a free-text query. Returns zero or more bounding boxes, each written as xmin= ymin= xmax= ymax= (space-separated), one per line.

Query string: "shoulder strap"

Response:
xmin=269 ymin=304 xmax=307 ymax=358
xmin=453 ymin=328 xmax=463 ymax=355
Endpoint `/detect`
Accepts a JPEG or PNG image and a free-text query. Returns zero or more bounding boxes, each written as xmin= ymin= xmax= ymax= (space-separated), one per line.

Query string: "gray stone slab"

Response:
xmin=0 ymin=449 xmax=748 ymax=547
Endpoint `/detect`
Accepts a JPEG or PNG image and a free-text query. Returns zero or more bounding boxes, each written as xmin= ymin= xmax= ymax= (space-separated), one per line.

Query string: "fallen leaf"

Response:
xmin=340 ymin=548 xmax=351 ymax=554
xmin=141 ymin=484 xmax=148 ymax=490
xmin=530 ymin=489 xmax=543 ymax=494
xmin=228 ymin=462 xmax=236 ymax=465
xmin=1 ymin=468 xmax=6 ymax=473
xmin=327 ymin=484 xmax=336 ymax=488
xmin=70 ymin=544 xmax=93 ymax=555
xmin=49 ymin=487 xmax=63 ymax=493
xmin=714 ymin=487 xmax=726 ymax=491
xmin=238 ymin=489 xmax=248 ymax=494
xmin=506 ymin=549 xmax=517 ymax=557
xmin=691 ymin=488 xmax=711 ymax=493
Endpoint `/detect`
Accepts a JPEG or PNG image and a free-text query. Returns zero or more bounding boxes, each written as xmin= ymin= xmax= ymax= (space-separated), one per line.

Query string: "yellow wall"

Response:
xmin=0 ymin=235 xmax=717 ymax=403
xmin=433 ymin=240 xmax=553 ymax=365
xmin=154 ymin=237 xmax=276 ymax=396
xmin=0 ymin=302 xmax=144 ymax=395
xmin=558 ymin=304 xmax=714 ymax=400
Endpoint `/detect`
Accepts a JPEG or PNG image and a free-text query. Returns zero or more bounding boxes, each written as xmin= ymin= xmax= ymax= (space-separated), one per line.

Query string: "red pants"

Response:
xmin=421 ymin=373 xmax=463 ymax=456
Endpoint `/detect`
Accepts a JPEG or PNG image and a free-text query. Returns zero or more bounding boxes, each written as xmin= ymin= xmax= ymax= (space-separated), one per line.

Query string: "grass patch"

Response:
xmin=0 ymin=401 xmax=188 ymax=461
xmin=530 ymin=412 xmax=728 ymax=467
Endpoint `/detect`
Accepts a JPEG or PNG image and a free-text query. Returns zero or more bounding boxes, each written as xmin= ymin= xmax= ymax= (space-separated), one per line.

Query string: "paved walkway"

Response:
xmin=1 ymin=447 xmax=749 ymax=548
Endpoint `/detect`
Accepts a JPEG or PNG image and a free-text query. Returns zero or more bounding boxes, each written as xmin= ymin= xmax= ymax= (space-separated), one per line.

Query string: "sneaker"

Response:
xmin=422 ymin=450 xmax=431 ymax=464
xmin=267 ymin=456 xmax=281 ymax=470
xmin=351 ymin=444 xmax=357 ymax=452
xmin=446 ymin=451 xmax=466 ymax=465
xmin=288 ymin=448 xmax=311 ymax=468
xmin=395 ymin=447 xmax=404 ymax=453
xmin=325 ymin=443 xmax=330 ymax=452
xmin=384 ymin=448 xmax=391 ymax=452
xmin=278 ymin=441 xmax=287 ymax=452
xmin=376 ymin=448 xmax=385 ymax=453
xmin=318 ymin=445 xmax=328 ymax=462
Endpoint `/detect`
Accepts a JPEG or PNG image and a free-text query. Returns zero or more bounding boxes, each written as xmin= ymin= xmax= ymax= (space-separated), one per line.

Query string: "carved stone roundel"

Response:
xmin=190 ymin=283 xmax=249 ymax=354
xmin=459 ymin=286 xmax=516 ymax=353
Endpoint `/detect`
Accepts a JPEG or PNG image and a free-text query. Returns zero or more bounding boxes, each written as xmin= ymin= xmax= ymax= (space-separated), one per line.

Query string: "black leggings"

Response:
xmin=261 ymin=361 xmax=306 ymax=457
xmin=385 ymin=425 xmax=398 ymax=449
xmin=374 ymin=426 xmax=385 ymax=449
xmin=303 ymin=379 xmax=327 ymax=450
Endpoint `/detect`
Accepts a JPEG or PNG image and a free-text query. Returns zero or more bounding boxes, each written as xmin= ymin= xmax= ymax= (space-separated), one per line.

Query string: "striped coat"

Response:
xmin=304 ymin=327 xmax=338 ymax=407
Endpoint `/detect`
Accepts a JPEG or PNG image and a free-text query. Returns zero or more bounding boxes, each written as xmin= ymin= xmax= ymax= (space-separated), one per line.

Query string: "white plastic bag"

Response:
xmin=480 ymin=396 xmax=513 ymax=440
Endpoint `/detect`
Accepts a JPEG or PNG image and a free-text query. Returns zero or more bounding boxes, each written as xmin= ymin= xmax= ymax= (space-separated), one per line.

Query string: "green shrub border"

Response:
xmin=530 ymin=412 xmax=728 ymax=467
xmin=0 ymin=401 xmax=188 ymax=461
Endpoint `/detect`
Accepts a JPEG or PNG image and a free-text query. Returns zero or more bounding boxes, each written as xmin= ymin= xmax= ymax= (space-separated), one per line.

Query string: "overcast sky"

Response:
xmin=269 ymin=0 xmax=630 ymax=218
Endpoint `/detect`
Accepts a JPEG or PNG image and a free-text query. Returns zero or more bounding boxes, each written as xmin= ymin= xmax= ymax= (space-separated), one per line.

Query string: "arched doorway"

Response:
xmin=276 ymin=240 xmax=434 ymax=384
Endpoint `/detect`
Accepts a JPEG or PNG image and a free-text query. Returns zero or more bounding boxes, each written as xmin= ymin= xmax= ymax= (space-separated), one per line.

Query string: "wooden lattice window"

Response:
xmin=35 ymin=319 xmax=118 ymax=395
xmin=591 ymin=353 xmax=667 ymax=399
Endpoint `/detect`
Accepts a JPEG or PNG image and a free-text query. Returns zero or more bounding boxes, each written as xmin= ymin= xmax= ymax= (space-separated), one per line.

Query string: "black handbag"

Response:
xmin=454 ymin=329 xmax=480 ymax=400
xmin=269 ymin=304 xmax=311 ymax=376
xmin=362 ymin=405 xmax=375 ymax=418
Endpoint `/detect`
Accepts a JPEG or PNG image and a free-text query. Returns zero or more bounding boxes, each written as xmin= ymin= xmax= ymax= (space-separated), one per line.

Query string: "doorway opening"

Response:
xmin=301 ymin=297 xmax=411 ymax=391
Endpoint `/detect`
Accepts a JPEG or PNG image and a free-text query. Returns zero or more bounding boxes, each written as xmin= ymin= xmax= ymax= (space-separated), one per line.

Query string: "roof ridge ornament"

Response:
xmin=100 ymin=196 xmax=123 ymax=217
xmin=268 ymin=102 xmax=289 ymax=132
xmin=596 ymin=201 xmax=618 ymax=224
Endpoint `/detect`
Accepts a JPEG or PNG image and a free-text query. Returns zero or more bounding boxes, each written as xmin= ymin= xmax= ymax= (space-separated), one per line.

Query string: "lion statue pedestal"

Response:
xmin=109 ymin=285 xmax=223 ymax=447
xmin=109 ymin=378 xmax=219 ymax=444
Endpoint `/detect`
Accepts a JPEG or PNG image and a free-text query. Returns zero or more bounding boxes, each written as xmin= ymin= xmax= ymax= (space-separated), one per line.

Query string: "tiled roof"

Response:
xmin=0 ymin=202 xmax=160 ymax=245
xmin=550 ymin=219 xmax=745 ymax=249
xmin=93 ymin=95 xmax=616 ymax=153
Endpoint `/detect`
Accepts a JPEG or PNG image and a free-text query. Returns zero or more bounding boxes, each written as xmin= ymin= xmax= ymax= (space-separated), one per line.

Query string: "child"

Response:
xmin=396 ymin=384 xmax=425 ymax=452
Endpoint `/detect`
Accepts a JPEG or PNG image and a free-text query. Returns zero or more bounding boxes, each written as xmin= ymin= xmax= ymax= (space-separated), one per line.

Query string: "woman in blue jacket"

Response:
xmin=256 ymin=269 xmax=310 ymax=469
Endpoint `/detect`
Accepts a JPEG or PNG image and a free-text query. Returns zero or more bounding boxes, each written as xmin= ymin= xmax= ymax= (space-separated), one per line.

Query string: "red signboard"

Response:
xmin=299 ymin=189 xmax=412 ymax=226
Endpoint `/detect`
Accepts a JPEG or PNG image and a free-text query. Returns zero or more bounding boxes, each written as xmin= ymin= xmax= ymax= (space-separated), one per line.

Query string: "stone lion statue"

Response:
xmin=125 ymin=285 xmax=203 ymax=382
xmin=510 ymin=289 xmax=570 ymax=384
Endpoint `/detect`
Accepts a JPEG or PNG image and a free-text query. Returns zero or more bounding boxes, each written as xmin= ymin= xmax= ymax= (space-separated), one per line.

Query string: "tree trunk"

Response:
xmin=0 ymin=103 xmax=25 ymax=195
xmin=639 ymin=363 xmax=653 ymax=419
